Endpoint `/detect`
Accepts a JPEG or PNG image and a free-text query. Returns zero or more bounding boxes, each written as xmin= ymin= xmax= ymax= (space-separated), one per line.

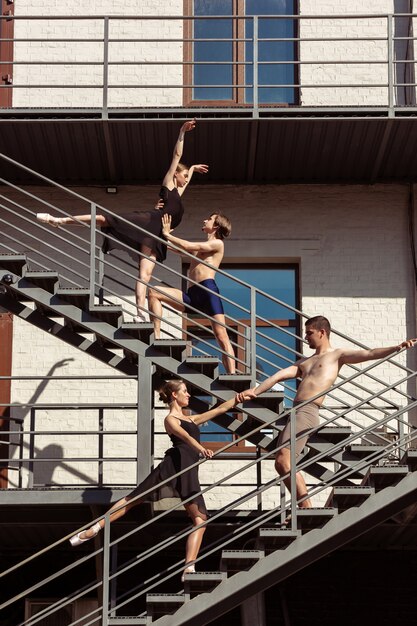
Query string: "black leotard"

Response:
xmin=127 ymin=418 xmax=207 ymax=520
xmin=101 ymin=185 xmax=184 ymax=263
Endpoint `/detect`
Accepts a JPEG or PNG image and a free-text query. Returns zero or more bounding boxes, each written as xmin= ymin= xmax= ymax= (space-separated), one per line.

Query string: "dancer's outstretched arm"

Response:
xmin=162 ymin=119 xmax=196 ymax=187
xmin=192 ymin=394 xmax=239 ymax=426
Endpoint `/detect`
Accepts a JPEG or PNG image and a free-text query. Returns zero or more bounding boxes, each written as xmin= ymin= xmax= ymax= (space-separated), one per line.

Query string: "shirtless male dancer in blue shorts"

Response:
xmin=239 ymin=316 xmax=416 ymax=508
xmin=148 ymin=212 xmax=236 ymax=374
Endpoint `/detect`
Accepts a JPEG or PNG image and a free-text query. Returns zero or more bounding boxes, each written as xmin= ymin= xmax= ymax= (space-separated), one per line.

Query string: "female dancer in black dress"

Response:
xmin=69 ymin=379 xmax=238 ymax=580
xmin=36 ymin=119 xmax=208 ymax=321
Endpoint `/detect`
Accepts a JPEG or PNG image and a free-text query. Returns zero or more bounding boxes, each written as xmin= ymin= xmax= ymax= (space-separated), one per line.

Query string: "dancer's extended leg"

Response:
xmin=148 ymin=285 xmax=185 ymax=337
xmin=69 ymin=492 xmax=141 ymax=546
xmin=134 ymin=245 xmax=157 ymax=321
xmin=275 ymin=447 xmax=312 ymax=509
xmin=37 ymin=213 xmax=108 ymax=227
xmin=182 ymin=505 xmax=207 ymax=581
xmin=212 ymin=314 xmax=235 ymax=374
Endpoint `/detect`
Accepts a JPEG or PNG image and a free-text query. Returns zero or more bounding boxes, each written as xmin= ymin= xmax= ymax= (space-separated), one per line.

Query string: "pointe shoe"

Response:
xmin=181 ymin=564 xmax=195 ymax=583
xmin=132 ymin=311 xmax=147 ymax=323
xmin=36 ymin=213 xmax=62 ymax=227
xmin=69 ymin=522 xmax=101 ymax=547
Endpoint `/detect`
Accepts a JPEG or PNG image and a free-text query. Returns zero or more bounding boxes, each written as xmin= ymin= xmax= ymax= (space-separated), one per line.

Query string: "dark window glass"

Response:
xmin=245 ymin=0 xmax=296 ymax=104
xmin=192 ymin=0 xmax=296 ymax=104
xmin=186 ymin=265 xmax=299 ymax=443
xmin=194 ymin=0 xmax=234 ymax=101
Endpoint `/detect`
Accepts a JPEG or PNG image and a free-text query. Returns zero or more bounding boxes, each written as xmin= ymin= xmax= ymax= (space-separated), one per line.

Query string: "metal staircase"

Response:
xmin=0 ymin=151 xmax=417 ymax=625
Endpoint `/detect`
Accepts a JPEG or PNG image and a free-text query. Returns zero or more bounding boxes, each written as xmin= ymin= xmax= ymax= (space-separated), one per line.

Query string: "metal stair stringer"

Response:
xmin=0 ymin=285 xmax=364 ymax=484
xmin=0 ymin=260 xmax=374 ymax=483
xmin=153 ymin=470 xmax=417 ymax=626
xmin=0 ymin=267 xmax=282 ymax=451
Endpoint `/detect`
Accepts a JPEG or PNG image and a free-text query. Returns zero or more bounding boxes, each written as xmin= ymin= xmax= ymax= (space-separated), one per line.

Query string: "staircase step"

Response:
xmin=312 ymin=426 xmax=352 ymax=443
xmin=401 ymin=448 xmax=417 ymax=470
xmin=89 ymin=305 xmax=123 ymax=327
xmin=152 ymin=339 xmax=189 ymax=361
xmin=243 ymin=392 xmax=285 ymax=414
xmin=348 ymin=444 xmax=387 ymax=459
xmin=108 ymin=617 xmax=147 ymax=625
xmin=220 ymin=549 xmax=264 ymax=574
xmin=120 ymin=322 xmax=154 ymax=344
xmin=146 ymin=593 xmax=185 ymax=620
xmin=217 ymin=374 xmax=253 ymax=392
xmin=365 ymin=465 xmax=410 ymax=490
xmin=25 ymin=271 xmax=59 ymax=293
xmin=0 ymin=253 xmax=27 ymax=276
xmin=56 ymin=287 xmax=90 ymax=310
xmin=288 ymin=507 xmax=337 ymax=530
xmin=328 ymin=485 xmax=375 ymax=510
xmin=183 ymin=356 xmax=220 ymax=378
xmin=257 ymin=527 xmax=300 ymax=552
xmin=184 ymin=571 xmax=227 ymax=596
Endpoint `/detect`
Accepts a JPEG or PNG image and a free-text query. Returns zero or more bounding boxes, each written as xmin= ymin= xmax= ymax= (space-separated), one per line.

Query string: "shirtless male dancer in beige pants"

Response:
xmin=239 ymin=315 xmax=416 ymax=509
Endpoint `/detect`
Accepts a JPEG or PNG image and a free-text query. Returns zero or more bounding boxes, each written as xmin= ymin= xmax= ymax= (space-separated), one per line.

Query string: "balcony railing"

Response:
xmin=0 ymin=13 xmax=416 ymax=117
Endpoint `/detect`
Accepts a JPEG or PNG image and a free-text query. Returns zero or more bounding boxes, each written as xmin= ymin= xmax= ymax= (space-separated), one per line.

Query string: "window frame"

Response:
xmin=183 ymin=0 xmax=300 ymax=107
xmin=181 ymin=260 xmax=301 ymax=452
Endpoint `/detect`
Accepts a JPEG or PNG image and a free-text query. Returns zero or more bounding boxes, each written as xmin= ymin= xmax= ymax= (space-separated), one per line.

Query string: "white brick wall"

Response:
xmin=3 ymin=179 xmax=416 ymax=509
xmin=300 ymin=1 xmax=395 ymax=106
xmin=11 ymin=1 xmax=412 ymax=109
xmin=13 ymin=1 xmax=183 ymax=108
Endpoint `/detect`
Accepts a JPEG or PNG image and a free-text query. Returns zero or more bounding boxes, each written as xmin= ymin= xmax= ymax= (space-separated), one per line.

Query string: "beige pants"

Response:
xmin=277 ymin=401 xmax=320 ymax=456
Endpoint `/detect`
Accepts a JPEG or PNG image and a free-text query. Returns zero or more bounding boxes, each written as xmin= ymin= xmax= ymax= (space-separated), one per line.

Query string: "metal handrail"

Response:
xmin=1 ymin=160 xmax=414 ymax=427
xmin=8 ymin=393 xmax=416 ymax=624
xmin=0 ymin=344 xmax=417 ymax=552
xmin=1 ymin=151 xmax=416 ymax=622
xmin=0 ymin=13 xmax=415 ymax=115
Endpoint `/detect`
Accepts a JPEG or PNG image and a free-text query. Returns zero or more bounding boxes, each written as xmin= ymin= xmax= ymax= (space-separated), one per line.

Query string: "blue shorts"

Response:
xmin=182 ymin=279 xmax=224 ymax=317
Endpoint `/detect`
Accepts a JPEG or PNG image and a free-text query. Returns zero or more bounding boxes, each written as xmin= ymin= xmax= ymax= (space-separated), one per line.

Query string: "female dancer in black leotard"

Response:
xmin=69 ymin=379 xmax=238 ymax=580
xmin=36 ymin=119 xmax=208 ymax=321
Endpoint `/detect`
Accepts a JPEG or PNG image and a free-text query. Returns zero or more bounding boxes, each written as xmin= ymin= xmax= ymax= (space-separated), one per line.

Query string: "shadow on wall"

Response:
xmin=8 ymin=358 xmax=104 ymax=488
xmin=33 ymin=443 xmax=64 ymax=486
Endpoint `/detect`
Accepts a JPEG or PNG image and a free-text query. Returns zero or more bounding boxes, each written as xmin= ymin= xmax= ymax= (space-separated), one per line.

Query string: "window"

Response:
xmin=184 ymin=0 xmax=298 ymax=106
xmin=182 ymin=263 xmax=300 ymax=449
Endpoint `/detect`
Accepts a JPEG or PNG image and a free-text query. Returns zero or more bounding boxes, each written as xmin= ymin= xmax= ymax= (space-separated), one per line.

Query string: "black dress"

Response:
xmin=101 ymin=186 xmax=184 ymax=263
xmin=128 ymin=418 xmax=208 ymax=520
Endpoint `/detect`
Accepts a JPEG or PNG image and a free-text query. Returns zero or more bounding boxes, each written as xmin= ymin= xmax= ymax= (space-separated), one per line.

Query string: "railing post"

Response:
xmin=98 ymin=247 xmax=105 ymax=304
xmin=250 ymin=286 xmax=257 ymax=386
xmin=398 ymin=405 xmax=405 ymax=457
xmin=387 ymin=14 xmax=395 ymax=116
xmin=102 ymin=17 xmax=109 ymax=120
xmin=279 ymin=480 xmax=286 ymax=525
xmin=137 ymin=355 xmax=153 ymax=484
xmin=253 ymin=15 xmax=259 ymax=119
xmin=256 ymin=446 xmax=262 ymax=511
xmin=289 ymin=408 xmax=297 ymax=531
xmin=89 ymin=203 xmax=97 ymax=310
xmin=28 ymin=407 xmax=35 ymax=488
xmin=98 ymin=407 xmax=104 ymax=487
xmin=102 ymin=511 xmax=111 ymax=626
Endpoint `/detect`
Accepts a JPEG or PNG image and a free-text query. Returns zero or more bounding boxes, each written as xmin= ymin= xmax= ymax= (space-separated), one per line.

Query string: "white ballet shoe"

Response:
xmin=69 ymin=522 xmax=101 ymax=547
xmin=132 ymin=311 xmax=147 ymax=323
xmin=36 ymin=213 xmax=62 ymax=227
xmin=181 ymin=564 xmax=195 ymax=583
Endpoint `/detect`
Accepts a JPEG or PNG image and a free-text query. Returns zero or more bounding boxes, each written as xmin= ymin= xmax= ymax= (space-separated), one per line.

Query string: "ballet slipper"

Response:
xmin=181 ymin=564 xmax=196 ymax=583
xmin=132 ymin=311 xmax=147 ymax=323
xmin=69 ymin=522 xmax=101 ymax=547
xmin=36 ymin=213 xmax=62 ymax=227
